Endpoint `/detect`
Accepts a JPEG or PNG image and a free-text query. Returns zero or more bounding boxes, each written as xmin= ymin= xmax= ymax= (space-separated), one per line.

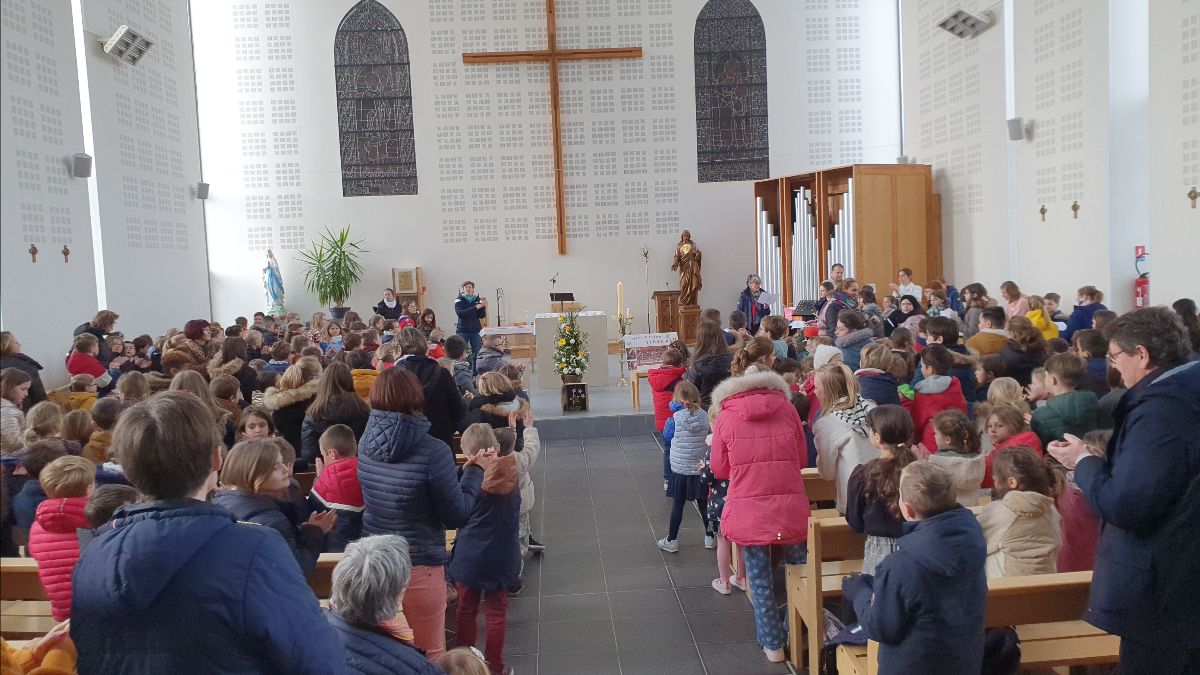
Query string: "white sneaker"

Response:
xmin=763 ymin=646 xmax=785 ymax=663
xmin=704 ymin=535 xmax=716 ymax=549
xmin=711 ymin=578 xmax=731 ymax=595
xmin=663 ymin=480 xmax=669 ymax=492
xmin=656 ymin=537 xmax=679 ymax=553
xmin=730 ymin=575 xmax=748 ymax=591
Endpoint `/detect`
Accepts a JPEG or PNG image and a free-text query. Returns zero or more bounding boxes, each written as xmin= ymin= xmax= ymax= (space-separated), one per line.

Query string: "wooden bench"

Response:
xmin=0 ymin=600 xmax=57 ymax=640
xmin=308 ymin=531 xmax=458 ymax=598
xmin=786 ymin=515 xmax=868 ymax=675
xmin=0 ymin=557 xmax=47 ymax=601
xmin=836 ymin=571 xmax=1119 ymax=674
xmin=294 ymin=471 xmax=316 ymax=494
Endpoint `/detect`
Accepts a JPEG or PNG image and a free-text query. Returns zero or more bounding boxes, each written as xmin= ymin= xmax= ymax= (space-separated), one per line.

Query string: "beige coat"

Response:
xmin=927 ymin=451 xmax=988 ymax=507
xmin=513 ymin=427 xmax=541 ymax=515
xmin=978 ymin=490 xmax=1061 ymax=579
xmin=0 ymin=398 xmax=24 ymax=456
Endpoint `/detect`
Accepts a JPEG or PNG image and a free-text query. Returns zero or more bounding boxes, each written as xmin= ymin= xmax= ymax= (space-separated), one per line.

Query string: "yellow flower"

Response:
xmin=558 ymin=339 xmax=566 ymax=347
xmin=577 ymin=350 xmax=585 ymax=356
xmin=558 ymin=316 xmax=565 ymax=322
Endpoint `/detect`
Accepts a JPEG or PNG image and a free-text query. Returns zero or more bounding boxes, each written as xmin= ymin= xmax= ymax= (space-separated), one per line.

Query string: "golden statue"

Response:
xmin=671 ymin=230 xmax=702 ymax=306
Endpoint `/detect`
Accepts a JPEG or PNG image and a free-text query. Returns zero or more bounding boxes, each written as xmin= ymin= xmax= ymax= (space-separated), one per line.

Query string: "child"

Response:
xmin=759 ymin=315 xmax=794 ymax=361
xmin=1025 ymin=295 xmax=1059 ymax=340
xmin=842 ymin=461 xmax=986 ymax=673
xmin=236 ymin=406 xmax=276 ymax=441
xmin=82 ymin=398 xmax=122 ymax=465
xmin=901 ymin=345 xmax=968 ymax=451
xmin=1043 ymin=292 xmax=1068 ymax=326
xmin=346 ymin=348 xmax=379 ymax=400
xmin=436 ymin=648 xmax=490 ymax=675
xmin=509 ymin=408 xmax=544 ymax=562
xmin=427 ymin=328 xmax=447 ymax=360
xmin=855 ymin=342 xmax=901 ymax=406
xmin=965 ymin=306 xmax=1008 ymax=356
xmin=814 ymin=363 xmax=879 ymax=513
xmin=11 ymin=440 xmax=69 ymax=534
xmin=320 ymin=321 xmax=345 ymax=354
xmin=1024 ymin=367 xmax=1051 ymax=405
xmin=444 ymin=335 xmax=477 ymax=397
xmin=846 ymin=405 xmax=917 ymax=574
xmin=1090 ymin=309 xmax=1117 ymax=334
xmin=307 ymin=424 xmax=363 ymax=552
xmin=916 ymin=316 xmax=977 ymax=404
xmin=115 ymin=370 xmax=149 ymax=403
xmin=972 ymin=353 xmax=1004 ymax=405
xmin=1071 ymin=329 xmax=1110 ymax=397
xmin=213 ymin=438 xmax=337 ymax=573
xmin=84 ymin=483 xmax=139 ymax=529
xmin=210 ymin=374 xmax=244 ymax=426
xmin=496 ymin=363 xmax=528 ymax=402
xmin=1030 ymin=353 xmax=1102 ymax=446
xmin=978 ymin=446 xmax=1063 ymax=578
xmin=66 ymin=334 xmax=112 ymax=390
xmin=924 ymin=409 xmax=987 ymax=507
xmin=649 ymin=347 xmax=687 ymax=485
xmin=726 ymin=310 xmax=748 ymax=346
xmin=657 ymin=381 xmax=713 ymax=553
xmin=62 ymin=408 xmax=94 ymax=445
xmin=449 ymin=424 xmax=520 ymax=675
xmin=982 ymin=405 xmax=1043 ymax=488
xmin=28 ymin=455 xmax=95 ymax=620
xmin=474 ymin=334 xmax=512 ymax=375
xmin=1055 ymin=430 xmax=1105 ymax=573
xmin=57 ymin=374 xmax=98 ymax=412
xmin=704 ymin=401 xmax=747 ymax=595
xmin=265 ymin=342 xmax=291 ymax=373
xmin=372 ymin=342 xmax=398 ymax=370
xmin=834 ymin=310 xmax=874 ymax=370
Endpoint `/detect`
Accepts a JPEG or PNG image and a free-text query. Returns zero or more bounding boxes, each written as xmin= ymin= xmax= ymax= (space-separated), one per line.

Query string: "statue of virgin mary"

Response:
xmin=263 ymin=249 xmax=285 ymax=316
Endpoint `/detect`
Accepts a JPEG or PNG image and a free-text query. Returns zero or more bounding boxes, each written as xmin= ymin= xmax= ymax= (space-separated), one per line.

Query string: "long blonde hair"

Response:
xmin=815 ymin=364 xmax=861 ymax=413
xmin=170 ymin=370 xmax=218 ymax=408
xmin=23 ymin=401 xmax=64 ymax=446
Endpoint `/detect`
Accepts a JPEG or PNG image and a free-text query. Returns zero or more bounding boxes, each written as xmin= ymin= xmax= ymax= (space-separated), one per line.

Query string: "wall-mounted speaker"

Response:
xmin=193 ymin=182 xmax=210 ymax=200
xmin=1007 ymin=117 xmax=1033 ymax=141
xmin=71 ymin=153 xmax=93 ymax=178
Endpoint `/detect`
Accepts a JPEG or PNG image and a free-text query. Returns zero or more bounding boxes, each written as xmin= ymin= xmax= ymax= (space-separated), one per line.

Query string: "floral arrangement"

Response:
xmin=553 ymin=310 xmax=590 ymax=378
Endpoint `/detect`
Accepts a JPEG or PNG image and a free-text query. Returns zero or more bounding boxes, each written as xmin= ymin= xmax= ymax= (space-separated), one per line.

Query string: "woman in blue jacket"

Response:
xmin=453 ymin=281 xmax=487 ymax=373
xmin=358 ymin=367 xmax=494 ymax=660
xmin=70 ymin=392 xmax=343 ymax=674
xmin=1061 ymin=285 xmax=1107 ymax=342
xmin=735 ymin=274 xmax=772 ymax=335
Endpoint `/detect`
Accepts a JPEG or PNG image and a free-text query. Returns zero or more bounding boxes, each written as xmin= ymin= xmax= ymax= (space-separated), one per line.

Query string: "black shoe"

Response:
xmin=509 ymin=579 xmax=524 ymax=595
xmin=528 ymin=537 xmax=546 ymax=554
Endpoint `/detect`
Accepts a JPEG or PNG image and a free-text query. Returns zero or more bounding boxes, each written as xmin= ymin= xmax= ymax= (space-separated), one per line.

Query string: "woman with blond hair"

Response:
xmin=813 ymin=363 xmax=879 ymax=513
xmin=999 ymin=281 xmax=1029 ymax=321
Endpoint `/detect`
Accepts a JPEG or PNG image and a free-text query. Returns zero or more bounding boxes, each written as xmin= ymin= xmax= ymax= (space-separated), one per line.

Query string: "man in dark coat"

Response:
xmin=1048 ymin=307 xmax=1200 ymax=674
xmin=394 ymin=328 xmax=466 ymax=448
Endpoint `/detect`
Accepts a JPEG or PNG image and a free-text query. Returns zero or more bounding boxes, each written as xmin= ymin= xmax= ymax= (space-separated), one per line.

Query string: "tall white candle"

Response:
xmin=617 ymin=282 xmax=623 ymax=316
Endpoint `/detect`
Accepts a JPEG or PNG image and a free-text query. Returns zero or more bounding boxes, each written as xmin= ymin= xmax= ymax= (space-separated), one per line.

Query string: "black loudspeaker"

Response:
xmin=71 ymin=153 xmax=93 ymax=178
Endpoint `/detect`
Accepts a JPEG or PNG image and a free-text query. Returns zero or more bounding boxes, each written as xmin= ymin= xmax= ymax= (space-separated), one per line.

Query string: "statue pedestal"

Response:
xmin=677 ymin=305 xmax=701 ymax=344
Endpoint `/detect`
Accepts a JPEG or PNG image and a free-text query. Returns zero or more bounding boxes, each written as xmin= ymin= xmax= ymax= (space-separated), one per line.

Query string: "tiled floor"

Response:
xmin=447 ymin=433 xmax=793 ymax=675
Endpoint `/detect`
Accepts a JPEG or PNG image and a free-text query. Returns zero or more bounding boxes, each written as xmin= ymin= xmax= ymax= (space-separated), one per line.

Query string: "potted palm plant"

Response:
xmin=297 ymin=226 xmax=367 ymax=321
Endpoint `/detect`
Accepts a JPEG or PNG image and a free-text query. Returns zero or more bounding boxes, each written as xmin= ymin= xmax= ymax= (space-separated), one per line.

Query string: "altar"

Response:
xmin=533 ymin=311 xmax=610 ymax=389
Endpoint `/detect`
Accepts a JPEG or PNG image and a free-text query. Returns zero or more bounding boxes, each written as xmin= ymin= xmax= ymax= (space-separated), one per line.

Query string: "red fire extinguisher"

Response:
xmin=1134 ymin=246 xmax=1150 ymax=309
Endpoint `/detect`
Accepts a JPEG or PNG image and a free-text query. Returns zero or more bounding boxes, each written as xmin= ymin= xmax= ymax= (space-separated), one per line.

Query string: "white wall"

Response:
xmin=0 ymin=0 xmax=99 ymax=384
xmin=193 ymin=0 xmax=900 ymax=335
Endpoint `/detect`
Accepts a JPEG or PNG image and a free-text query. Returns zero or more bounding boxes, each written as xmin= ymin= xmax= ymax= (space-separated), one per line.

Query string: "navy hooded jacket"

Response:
xmin=453 ymin=294 xmax=486 ymax=334
xmin=358 ymin=409 xmax=483 ymax=567
xmin=844 ymin=505 xmax=987 ymax=675
xmin=1073 ymin=360 xmax=1200 ymax=649
xmin=211 ymin=490 xmax=325 ymax=575
xmin=856 ymin=370 xmax=901 ymax=407
xmin=70 ymin=499 xmax=343 ymax=674
xmin=1062 ymin=303 xmax=1107 ymax=343
xmin=326 ymin=610 xmax=444 ymax=675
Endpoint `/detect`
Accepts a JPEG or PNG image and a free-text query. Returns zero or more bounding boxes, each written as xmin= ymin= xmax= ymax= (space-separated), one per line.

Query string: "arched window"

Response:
xmin=335 ymin=0 xmax=417 ymax=196
xmin=694 ymin=0 xmax=769 ymax=183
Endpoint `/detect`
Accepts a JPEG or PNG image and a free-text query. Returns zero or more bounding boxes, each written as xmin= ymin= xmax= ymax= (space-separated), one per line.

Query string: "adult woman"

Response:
xmin=357 ymin=368 xmax=494 ymax=659
xmin=73 ymin=310 xmax=119 ymax=362
xmin=1 ymin=368 xmax=32 ymax=455
xmin=1047 ymin=307 xmax=1200 ymax=672
xmin=374 ymin=288 xmax=404 ymax=321
xmin=0 ymin=332 xmax=46 ymax=409
xmin=207 ymin=336 xmax=258 ymax=404
xmin=888 ymin=268 xmax=922 ymax=301
xmin=453 ymin=281 xmax=488 ymax=372
xmin=179 ymin=319 xmax=212 ymax=366
xmin=822 ymin=278 xmax=861 ymax=337
xmin=70 ymin=393 xmax=343 ymax=672
xmin=813 ymin=364 xmax=879 ymax=513
xmin=1172 ymin=298 xmax=1200 ymax=360
xmin=326 ymin=535 xmax=442 ymax=675
xmin=708 ymin=363 xmax=809 ymax=664
xmin=417 ymin=308 xmax=438 ymax=340
xmin=960 ymin=283 xmax=991 ymax=338
xmin=394 ymin=328 xmax=466 ymax=448
xmin=999 ymin=281 xmax=1030 ymax=321
xmin=170 ymin=370 xmax=235 ymax=447
xmin=262 ymin=357 xmax=322 ymax=456
xmin=735 ymin=274 xmax=771 ymax=335
xmin=1061 ymin=285 xmax=1108 ymax=342
xmin=299 ymin=362 xmax=370 ymax=468
xmin=998 ymin=316 xmax=1047 ymax=387
xmin=884 ymin=295 xmax=923 ymax=337
xmin=685 ymin=320 xmax=734 ymax=409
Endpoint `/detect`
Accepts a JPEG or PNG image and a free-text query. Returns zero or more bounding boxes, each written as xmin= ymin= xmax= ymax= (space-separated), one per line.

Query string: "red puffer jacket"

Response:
xmin=902 ymin=375 xmax=968 ymax=451
xmin=647 ymin=365 xmax=686 ymax=432
xmin=709 ymin=370 xmax=810 ymax=546
xmin=28 ymin=496 xmax=90 ymax=620
xmin=982 ymin=431 xmax=1044 ymax=489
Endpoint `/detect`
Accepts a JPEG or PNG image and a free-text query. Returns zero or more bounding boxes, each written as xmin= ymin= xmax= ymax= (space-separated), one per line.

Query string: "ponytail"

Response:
xmin=731 ymin=336 xmax=775 ymax=376
xmin=992 ymin=446 xmax=1065 ymax=499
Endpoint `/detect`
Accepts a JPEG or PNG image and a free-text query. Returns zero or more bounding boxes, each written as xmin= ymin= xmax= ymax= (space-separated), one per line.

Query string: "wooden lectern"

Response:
xmin=678 ymin=305 xmax=701 ymax=345
xmin=652 ymin=290 xmax=680 ymax=333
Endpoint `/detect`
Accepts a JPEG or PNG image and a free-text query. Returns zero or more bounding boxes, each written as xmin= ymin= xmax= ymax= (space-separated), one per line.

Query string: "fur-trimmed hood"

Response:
xmin=710 ymin=370 xmax=791 ymax=410
xmin=260 ymin=378 xmax=320 ymax=411
xmin=479 ymin=396 xmax=530 ymax=420
xmin=205 ymin=356 xmax=244 ymax=378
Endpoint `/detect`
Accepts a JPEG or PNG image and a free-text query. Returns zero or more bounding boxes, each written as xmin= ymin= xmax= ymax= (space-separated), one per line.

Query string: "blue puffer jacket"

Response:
xmin=668 ymin=406 xmax=709 ymax=476
xmin=1062 ymin=303 xmax=1107 ymax=342
xmin=1074 ymin=360 xmax=1200 ymax=650
xmin=856 ymin=369 xmax=901 ymax=407
xmin=71 ymin=499 xmax=343 ymax=674
xmin=358 ymin=409 xmax=483 ymax=567
xmin=212 ymin=490 xmax=324 ymax=575
xmin=844 ymin=505 xmax=986 ymax=674
xmin=326 ymin=610 xmax=444 ymax=675
xmin=453 ymin=294 xmax=486 ymax=334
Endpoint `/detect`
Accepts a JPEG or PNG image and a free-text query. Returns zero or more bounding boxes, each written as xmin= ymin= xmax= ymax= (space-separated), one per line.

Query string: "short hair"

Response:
xmin=160 ymin=349 xmax=193 ymax=374
xmin=62 ymin=408 xmax=93 ymax=443
xmin=256 ymin=370 xmax=279 ymax=392
xmin=661 ymin=348 xmax=685 ymax=367
xmin=980 ymin=306 xmax=1006 ymax=328
xmin=831 ymin=263 xmax=845 ymax=271
xmin=90 ymin=397 xmax=124 ymax=431
xmin=290 ymin=335 xmax=310 ymax=353
xmin=835 ymin=310 xmax=867 ymax=332
xmin=332 ymin=535 xmax=412 ymax=628
xmin=899 ymin=461 xmax=957 ymax=518
xmin=183 ymin=319 xmax=210 ymax=341
xmin=1074 ymin=329 xmax=1107 ymax=358
xmin=496 ymin=363 xmax=522 ymax=386
xmin=899 ymin=267 xmax=914 ymax=277
xmin=116 ymin=371 xmax=149 ymax=402
xmin=1044 ymin=292 xmax=1061 ymax=304
xmin=920 ymin=344 xmax=953 ymax=375
xmin=1 ymin=367 xmax=32 ymax=401
xmin=22 ymin=439 xmax=69 ymax=479
xmin=73 ymin=333 xmax=99 ymax=353
xmin=728 ymin=310 xmax=747 ymax=330
xmin=1092 ymin=309 xmax=1117 ymax=329
xmin=437 ymin=649 xmax=490 ymax=675
xmin=270 ymin=342 xmax=291 ymax=361
xmin=460 ymin=422 xmax=498 ymax=455
xmin=346 ymin=349 xmax=373 ymax=370
xmin=70 ymin=374 xmax=96 ymax=392
xmin=477 ymin=371 xmax=515 ymax=397
xmin=300 ymin=346 xmax=323 ymax=359
xmin=221 ymin=439 xmax=283 ymax=494
xmin=91 ymin=310 xmax=119 ymax=332
xmin=85 ymin=483 xmax=139 ymax=527
xmin=319 ymin=423 xmax=358 ymax=458
xmin=115 ymin=392 xmax=218 ymax=499
xmin=860 ymin=286 xmax=877 ymax=304
xmin=760 ymin=315 xmax=788 ymax=339
xmin=210 ymin=374 xmax=241 ymax=400
xmin=396 ymin=327 xmax=428 ymax=356
xmin=368 ymin=367 xmax=425 ymax=414
xmin=245 ymin=330 xmax=263 ymax=349
xmin=40 ymin=455 xmax=96 ymax=498
xmin=361 ymin=329 xmax=380 ymax=344
xmin=224 ymin=325 xmax=242 ymax=338
xmin=858 ymin=342 xmax=893 ymax=371
xmin=342 ymin=333 xmax=363 ymax=351
xmin=1105 ymin=306 xmax=1190 ymax=368
xmin=924 ymin=316 xmax=960 ymax=345
xmin=494 ymin=427 xmax=517 ymax=457
xmin=700 ymin=308 xmax=722 ymax=324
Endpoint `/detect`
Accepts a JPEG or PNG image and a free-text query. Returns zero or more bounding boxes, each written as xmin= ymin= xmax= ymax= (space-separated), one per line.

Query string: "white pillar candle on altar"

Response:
xmin=617 ymin=282 xmax=624 ymax=315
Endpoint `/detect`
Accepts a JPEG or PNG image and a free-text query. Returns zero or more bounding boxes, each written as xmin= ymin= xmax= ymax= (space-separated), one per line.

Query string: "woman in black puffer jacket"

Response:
xmin=997 ymin=316 xmax=1047 ymax=387
xmin=0 ymin=331 xmax=46 ymax=410
xmin=686 ymin=320 xmax=733 ymax=409
xmin=357 ymin=367 xmax=494 ymax=660
xmin=299 ymin=362 xmax=369 ymax=469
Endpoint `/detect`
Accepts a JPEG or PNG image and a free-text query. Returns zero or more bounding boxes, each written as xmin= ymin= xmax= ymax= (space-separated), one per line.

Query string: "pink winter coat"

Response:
xmin=710 ymin=370 xmax=810 ymax=546
xmin=28 ymin=496 xmax=90 ymax=620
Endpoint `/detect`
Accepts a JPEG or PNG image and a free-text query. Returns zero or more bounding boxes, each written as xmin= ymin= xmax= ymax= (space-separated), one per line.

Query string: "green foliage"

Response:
xmin=296 ymin=226 xmax=367 ymax=308
xmin=553 ymin=310 xmax=590 ymax=377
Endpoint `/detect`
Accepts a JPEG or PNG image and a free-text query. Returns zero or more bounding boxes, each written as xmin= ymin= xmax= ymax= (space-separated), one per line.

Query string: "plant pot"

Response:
xmin=329 ymin=306 xmax=351 ymax=321
xmin=561 ymin=373 xmax=583 ymax=384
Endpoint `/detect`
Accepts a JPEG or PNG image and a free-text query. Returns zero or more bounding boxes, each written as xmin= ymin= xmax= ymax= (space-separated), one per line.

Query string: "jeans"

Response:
xmin=456 ymin=583 xmax=510 ymax=674
xmin=458 ymin=331 xmax=482 ymax=373
xmin=668 ymin=493 xmax=710 ymax=540
xmin=403 ymin=565 xmax=447 ymax=659
xmin=742 ymin=543 xmax=807 ymax=650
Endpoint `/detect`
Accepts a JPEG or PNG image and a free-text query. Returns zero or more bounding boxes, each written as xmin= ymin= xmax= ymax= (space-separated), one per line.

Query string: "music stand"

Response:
xmin=550 ymin=293 xmax=574 ymax=314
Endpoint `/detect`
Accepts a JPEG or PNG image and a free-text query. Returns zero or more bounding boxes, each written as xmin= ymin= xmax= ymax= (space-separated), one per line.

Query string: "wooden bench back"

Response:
xmin=294 ymin=472 xmax=316 ymax=495
xmin=984 ymin=571 xmax=1093 ymax=627
xmin=808 ymin=515 xmax=868 ymax=562
xmin=308 ymin=552 xmax=343 ymax=598
xmin=801 ymin=467 xmax=837 ymax=505
xmin=0 ymin=558 xmax=47 ymax=601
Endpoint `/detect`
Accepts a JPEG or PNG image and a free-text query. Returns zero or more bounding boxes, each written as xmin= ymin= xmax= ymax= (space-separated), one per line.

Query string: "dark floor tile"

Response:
xmin=602 ymin=565 xmax=673 ymax=592
xmin=537 ymin=618 xmax=617 ymax=654
xmin=661 ymin=543 xmax=719 ymax=567
xmin=544 ymin=532 xmax=604 ymax=554
xmin=617 ymin=643 xmax=705 ymax=675
xmin=698 ymin=641 xmax=791 ymax=675
xmin=612 ymin=612 xmax=693 ymax=651
xmin=503 ymin=653 xmax=537 ymax=675
xmin=539 ymin=592 xmax=611 ymax=623
xmin=686 ymin=609 xmax=758 ymax=644
xmin=667 ymin=563 xmax=721 ymax=589
xmin=537 ymin=648 xmax=620 ymax=675
xmin=540 ymin=570 xmax=606 ymax=596
xmin=502 ymin=622 xmax=540 ymax=656
xmin=599 ymin=543 xmax=667 ymax=570
xmin=538 ymin=549 xmax=603 ymax=575
xmin=676 ymin=586 xmax=753 ymax=613
xmin=505 ymin=596 xmax=540 ymax=625
xmin=608 ymin=588 xmax=681 ymax=618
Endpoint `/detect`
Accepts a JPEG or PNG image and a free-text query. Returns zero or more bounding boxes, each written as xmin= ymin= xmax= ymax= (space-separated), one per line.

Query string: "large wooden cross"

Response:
xmin=463 ymin=0 xmax=642 ymax=255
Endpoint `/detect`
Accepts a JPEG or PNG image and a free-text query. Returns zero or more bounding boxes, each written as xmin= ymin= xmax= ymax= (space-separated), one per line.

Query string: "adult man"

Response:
xmin=825 ymin=262 xmax=845 ymax=286
xmin=1047 ymin=307 xmax=1200 ymax=674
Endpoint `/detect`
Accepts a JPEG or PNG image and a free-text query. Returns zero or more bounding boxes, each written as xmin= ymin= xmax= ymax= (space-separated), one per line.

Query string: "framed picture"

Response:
xmin=391 ymin=267 xmax=420 ymax=295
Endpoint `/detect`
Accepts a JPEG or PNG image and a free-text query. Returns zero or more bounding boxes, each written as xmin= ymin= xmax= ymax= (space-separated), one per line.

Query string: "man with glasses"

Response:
xmin=1048 ymin=307 xmax=1200 ymax=674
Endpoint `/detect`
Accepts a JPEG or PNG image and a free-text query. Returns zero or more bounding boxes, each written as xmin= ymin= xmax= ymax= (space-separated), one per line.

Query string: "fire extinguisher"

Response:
xmin=1134 ymin=247 xmax=1150 ymax=309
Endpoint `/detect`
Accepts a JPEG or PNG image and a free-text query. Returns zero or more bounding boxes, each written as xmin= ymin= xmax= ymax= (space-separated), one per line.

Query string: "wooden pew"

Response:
xmin=786 ymin=515 xmax=868 ymax=675
xmin=294 ymin=471 xmax=316 ymax=495
xmin=0 ymin=558 xmax=47 ymax=601
xmin=307 ymin=531 xmax=458 ymax=598
xmin=0 ymin=600 xmax=57 ymax=640
xmin=802 ymin=467 xmax=837 ymax=504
